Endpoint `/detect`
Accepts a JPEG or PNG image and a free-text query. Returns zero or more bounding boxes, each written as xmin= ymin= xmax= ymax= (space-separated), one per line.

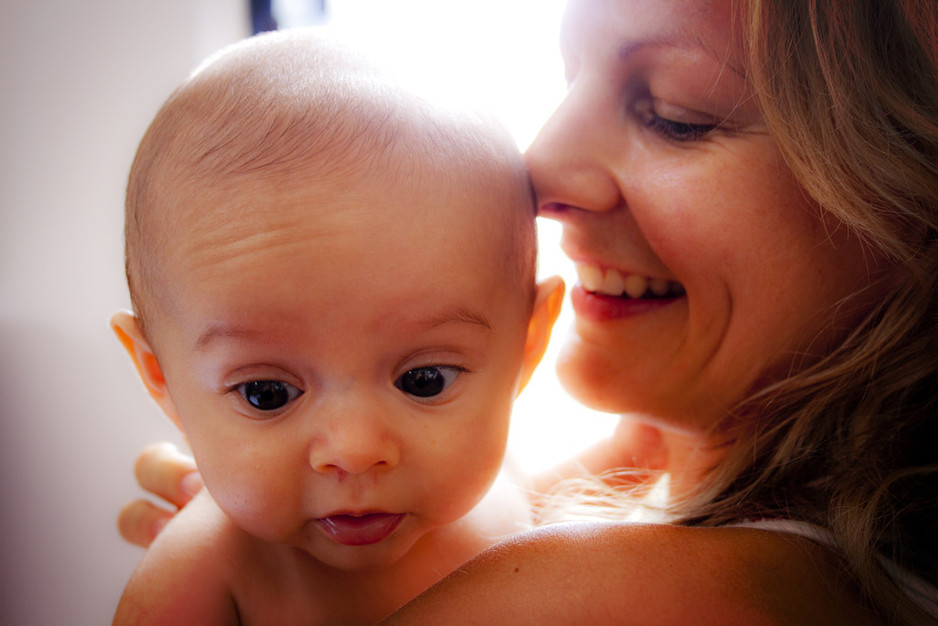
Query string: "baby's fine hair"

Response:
xmin=124 ymin=29 xmax=535 ymax=333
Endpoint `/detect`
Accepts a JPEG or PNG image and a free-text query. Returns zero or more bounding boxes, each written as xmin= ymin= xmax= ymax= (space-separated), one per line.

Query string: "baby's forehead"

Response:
xmin=156 ymin=161 xmax=530 ymax=322
xmin=171 ymin=143 xmax=529 ymax=240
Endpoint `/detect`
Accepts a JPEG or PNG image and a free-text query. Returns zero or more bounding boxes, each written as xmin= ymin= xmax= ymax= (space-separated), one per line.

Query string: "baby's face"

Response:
xmin=148 ymin=158 xmax=533 ymax=570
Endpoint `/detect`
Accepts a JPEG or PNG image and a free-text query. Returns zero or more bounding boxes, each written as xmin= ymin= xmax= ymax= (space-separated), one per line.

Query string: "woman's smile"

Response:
xmin=574 ymin=263 xmax=685 ymax=300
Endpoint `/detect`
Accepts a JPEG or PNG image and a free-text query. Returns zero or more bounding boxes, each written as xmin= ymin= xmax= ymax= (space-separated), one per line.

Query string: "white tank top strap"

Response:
xmin=726 ymin=518 xmax=938 ymax=619
xmin=727 ymin=518 xmax=835 ymax=546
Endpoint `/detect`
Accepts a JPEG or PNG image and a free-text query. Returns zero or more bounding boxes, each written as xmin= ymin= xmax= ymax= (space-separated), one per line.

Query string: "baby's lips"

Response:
xmin=316 ymin=512 xmax=404 ymax=546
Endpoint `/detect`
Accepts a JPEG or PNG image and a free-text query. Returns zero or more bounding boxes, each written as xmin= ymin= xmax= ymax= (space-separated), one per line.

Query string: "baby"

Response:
xmin=110 ymin=29 xmax=563 ymax=625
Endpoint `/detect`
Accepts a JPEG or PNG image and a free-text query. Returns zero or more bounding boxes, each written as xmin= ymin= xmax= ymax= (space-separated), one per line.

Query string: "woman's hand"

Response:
xmin=118 ymin=442 xmax=203 ymax=547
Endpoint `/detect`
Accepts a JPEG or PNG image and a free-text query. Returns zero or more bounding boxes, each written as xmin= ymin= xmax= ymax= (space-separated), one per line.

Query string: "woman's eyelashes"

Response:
xmin=395 ymin=366 xmax=464 ymax=399
xmin=634 ymin=98 xmax=720 ymax=142
xmin=235 ymin=379 xmax=304 ymax=413
xmin=644 ymin=113 xmax=718 ymax=141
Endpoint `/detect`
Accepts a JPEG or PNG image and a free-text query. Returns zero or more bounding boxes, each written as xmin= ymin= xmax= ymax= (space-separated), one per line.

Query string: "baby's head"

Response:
xmin=125 ymin=29 xmax=537 ymax=336
xmin=113 ymin=29 xmax=561 ymax=570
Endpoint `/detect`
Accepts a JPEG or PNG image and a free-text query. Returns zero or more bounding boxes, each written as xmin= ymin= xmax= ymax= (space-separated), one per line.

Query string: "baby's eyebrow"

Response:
xmin=423 ymin=307 xmax=492 ymax=331
xmin=194 ymin=325 xmax=261 ymax=351
xmin=192 ymin=308 xmax=491 ymax=351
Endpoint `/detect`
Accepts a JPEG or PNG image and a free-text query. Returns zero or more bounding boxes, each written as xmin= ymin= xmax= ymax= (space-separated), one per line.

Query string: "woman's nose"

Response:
xmin=308 ymin=408 xmax=401 ymax=476
xmin=525 ymin=78 xmax=623 ymax=218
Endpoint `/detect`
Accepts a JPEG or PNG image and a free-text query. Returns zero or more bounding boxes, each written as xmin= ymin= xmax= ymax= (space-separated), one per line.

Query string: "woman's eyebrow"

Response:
xmin=617 ymin=35 xmax=694 ymax=62
xmin=618 ymin=35 xmax=745 ymax=79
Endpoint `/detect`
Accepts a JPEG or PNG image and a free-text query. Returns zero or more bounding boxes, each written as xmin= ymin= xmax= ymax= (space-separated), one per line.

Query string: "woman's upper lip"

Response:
xmin=561 ymin=245 xmax=672 ymax=283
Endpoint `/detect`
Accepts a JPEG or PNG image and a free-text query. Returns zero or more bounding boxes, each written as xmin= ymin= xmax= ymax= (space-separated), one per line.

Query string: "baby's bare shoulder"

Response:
xmin=112 ymin=491 xmax=247 ymax=625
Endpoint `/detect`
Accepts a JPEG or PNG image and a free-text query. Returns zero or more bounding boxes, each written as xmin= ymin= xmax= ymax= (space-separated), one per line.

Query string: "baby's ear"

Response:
xmin=517 ymin=275 xmax=565 ymax=395
xmin=110 ymin=311 xmax=182 ymax=430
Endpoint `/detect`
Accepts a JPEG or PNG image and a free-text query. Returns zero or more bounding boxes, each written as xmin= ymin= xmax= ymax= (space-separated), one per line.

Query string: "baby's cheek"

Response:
xmin=206 ymin=470 xmax=296 ymax=541
xmin=429 ymin=439 xmax=505 ymax=519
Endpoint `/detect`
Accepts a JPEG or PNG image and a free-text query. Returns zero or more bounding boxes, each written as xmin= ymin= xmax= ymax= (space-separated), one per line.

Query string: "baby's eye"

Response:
xmin=236 ymin=380 xmax=303 ymax=412
xmin=395 ymin=366 xmax=461 ymax=399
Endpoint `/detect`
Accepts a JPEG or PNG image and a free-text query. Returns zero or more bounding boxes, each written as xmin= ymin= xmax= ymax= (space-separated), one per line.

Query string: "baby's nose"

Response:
xmin=308 ymin=412 xmax=401 ymax=476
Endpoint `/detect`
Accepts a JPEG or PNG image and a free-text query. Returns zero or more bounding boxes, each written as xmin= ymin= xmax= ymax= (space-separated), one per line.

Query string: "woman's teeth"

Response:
xmin=576 ymin=264 xmax=685 ymax=299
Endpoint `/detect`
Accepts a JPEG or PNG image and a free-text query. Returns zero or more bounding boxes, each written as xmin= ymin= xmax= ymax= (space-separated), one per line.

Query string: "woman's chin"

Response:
xmin=555 ymin=337 xmax=643 ymax=416
xmin=555 ymin=335 xmax=733 ymax=434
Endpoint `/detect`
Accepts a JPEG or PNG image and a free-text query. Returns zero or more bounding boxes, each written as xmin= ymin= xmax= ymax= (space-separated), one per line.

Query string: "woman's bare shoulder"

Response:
xmin=385 ymin=521 xmax=879 ymax=625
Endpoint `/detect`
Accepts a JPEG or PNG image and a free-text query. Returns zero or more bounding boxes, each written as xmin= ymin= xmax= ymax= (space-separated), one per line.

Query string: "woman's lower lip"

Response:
xmin=570 ymin=285 xmax=682 ymax=321
xmin=316 ymin=513 xmax=404 ymax=546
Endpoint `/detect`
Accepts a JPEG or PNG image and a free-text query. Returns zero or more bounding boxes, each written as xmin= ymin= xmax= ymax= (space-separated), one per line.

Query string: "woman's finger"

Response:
xmin=134 ymin=441 xmax=202 ymax=509
xmin=117 ymin=499 xmax=175 ymax=548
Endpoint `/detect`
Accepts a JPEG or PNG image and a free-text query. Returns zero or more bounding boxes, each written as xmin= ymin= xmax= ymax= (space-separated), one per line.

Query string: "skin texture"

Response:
xmin=384 ymin=522 xmax=880 ymax=625
xmin=111 ymin=50 xmax=564 ymax=620
xmin=121 ymin=1 xmax=898 ymax=622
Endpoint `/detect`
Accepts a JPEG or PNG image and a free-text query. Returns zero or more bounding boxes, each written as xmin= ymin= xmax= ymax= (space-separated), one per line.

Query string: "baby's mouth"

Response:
xmin=576 ymin=264 xmax=685 ymax=299
xmin=316 ymin=513 xmax=404 ymax=546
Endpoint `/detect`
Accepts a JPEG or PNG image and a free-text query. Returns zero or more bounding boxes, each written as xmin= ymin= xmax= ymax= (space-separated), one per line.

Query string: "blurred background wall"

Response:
xmin=1 ymin=3 xmax=248 ymax=623
xmin=0 ymin=1 xmax=613 ymax=623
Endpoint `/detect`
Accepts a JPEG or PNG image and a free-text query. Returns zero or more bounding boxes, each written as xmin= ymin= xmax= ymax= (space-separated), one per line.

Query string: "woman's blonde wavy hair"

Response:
xmin=691 ymin=1 xmax=938 ymax=622
xmin=544 ymin=1 xmax=938 ymax=623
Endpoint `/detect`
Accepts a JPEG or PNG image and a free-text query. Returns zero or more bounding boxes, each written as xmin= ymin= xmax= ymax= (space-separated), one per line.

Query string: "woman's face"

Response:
xmin=528 ymin=0 xmax=890 ymax=432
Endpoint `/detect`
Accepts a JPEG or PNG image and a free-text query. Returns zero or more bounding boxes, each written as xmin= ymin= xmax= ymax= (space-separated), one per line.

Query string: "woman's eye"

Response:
xmin=635 ymin=99 xmax=719 ymax=142
xmin=395 ymin=366 xmax=461 ymax=399
xmin=236 ymin=380 xmax=303 ymax=412
xmin=647 ymin=116 xmax=718 ymax=141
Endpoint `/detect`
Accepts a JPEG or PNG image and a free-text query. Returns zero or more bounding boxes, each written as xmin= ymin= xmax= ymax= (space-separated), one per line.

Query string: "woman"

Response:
xmin=122 ymin=0 xmax=938 ymax=622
